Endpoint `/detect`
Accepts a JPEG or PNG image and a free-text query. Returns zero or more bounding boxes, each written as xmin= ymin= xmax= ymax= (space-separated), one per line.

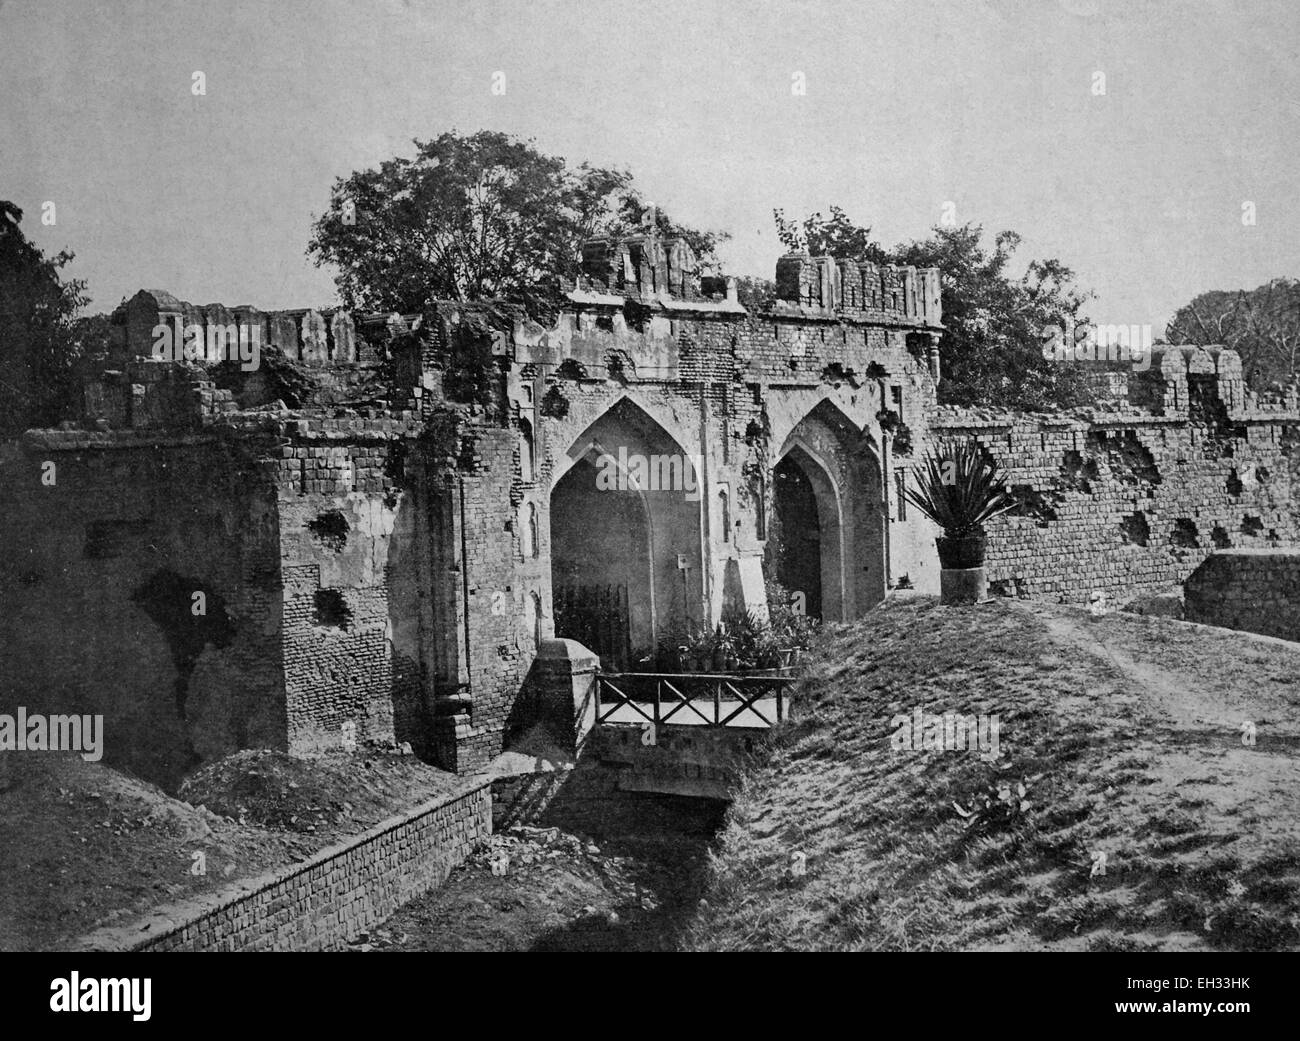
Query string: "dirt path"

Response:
xmin=1018 ymin=600 xmax=1300 ymax=743
xmin=688 ymin=597 xmax=1300 ymax=951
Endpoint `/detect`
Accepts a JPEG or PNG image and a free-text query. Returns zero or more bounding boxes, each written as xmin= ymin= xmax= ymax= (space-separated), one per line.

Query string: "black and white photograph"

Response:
xmin=0 ymin=0 xmax=1295 ymax=1007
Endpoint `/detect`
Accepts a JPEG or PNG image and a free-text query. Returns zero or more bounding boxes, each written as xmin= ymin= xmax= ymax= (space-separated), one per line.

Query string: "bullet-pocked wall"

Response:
xmin=21 ymin=232 xmax=1300 ymax=781
xmin=933 ymin=347 xmax=1300 ymax=603
xmin=0 ymin=236 xmax=950 ymax=779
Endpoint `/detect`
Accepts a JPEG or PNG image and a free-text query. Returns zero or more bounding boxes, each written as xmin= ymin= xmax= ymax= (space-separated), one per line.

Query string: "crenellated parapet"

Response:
xmin=578 ymin=230 xmax=705 ymax=301
xmin=772 ymin=253 xmax=943 ymax=329
xmin=1123 ymin=345 xmax=1298 ymax=419
xmin=110 ymin=290 xmax=372 ymax=368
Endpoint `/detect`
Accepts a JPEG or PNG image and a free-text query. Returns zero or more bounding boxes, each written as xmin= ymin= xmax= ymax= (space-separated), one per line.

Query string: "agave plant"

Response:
xmin=904 ymin=440 xmax=1017 ymax=541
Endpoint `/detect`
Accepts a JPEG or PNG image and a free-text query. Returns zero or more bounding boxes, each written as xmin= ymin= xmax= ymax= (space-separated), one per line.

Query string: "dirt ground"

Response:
xmin=0 ymin=747 xmax=463 ymax=951
xmin=372 ymin=794 xmax=725 ymax=952
xmin=9 ymin=597 xmax=1299 ymax=953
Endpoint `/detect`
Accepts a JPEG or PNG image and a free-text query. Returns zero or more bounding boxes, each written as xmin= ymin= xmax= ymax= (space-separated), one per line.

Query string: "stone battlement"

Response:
xmin=110 ymin=289 xmax=400 ymax=368
xmin=773 ymin=253 xmax=942 ymax=328
xmin=573 ymin=232 xmax=941 ymax=330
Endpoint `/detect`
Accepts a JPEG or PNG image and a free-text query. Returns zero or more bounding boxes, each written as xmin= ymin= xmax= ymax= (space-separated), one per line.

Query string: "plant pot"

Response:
xmin=936 ymin=533 xmax=986 ymax=570
xmin=712 ymin=649 xmax=727 ymax=672
xmin=940 ymin=566 xmax=987 ymax=605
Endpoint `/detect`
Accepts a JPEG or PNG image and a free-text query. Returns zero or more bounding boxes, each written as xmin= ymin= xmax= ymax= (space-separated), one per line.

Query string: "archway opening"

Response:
xmin=549 ymin=397 xmax=704 ymax=668
xmin=550 ymin=457 xmax=646 ymax=669
xmin=769 ymin=453 xmax=824 ymax=620
xmin=766 ymin=401 xmax=886 ymax=622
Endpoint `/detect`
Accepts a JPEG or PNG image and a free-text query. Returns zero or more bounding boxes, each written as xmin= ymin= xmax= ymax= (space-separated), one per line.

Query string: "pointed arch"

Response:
xmin=769 ymin=398 xmax=886 ymax=620
xmin=549 ymin=393 xmax=704 ymax=663
xmin=550 ymin=393 xmax=699 ymax=491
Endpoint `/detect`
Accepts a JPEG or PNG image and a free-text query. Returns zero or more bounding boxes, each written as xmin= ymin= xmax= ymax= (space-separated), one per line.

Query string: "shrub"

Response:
xmin=904 ymin=439 xmax=1017 ymax=539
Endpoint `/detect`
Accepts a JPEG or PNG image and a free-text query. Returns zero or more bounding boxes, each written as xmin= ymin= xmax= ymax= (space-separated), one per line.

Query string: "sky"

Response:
xmin=2 ymin=0 xmax=1298 ymax=331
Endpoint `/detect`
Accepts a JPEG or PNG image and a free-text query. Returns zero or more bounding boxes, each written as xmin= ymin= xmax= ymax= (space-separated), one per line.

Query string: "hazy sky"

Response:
xmin=3 ymin=0 xmax=1297 ymax=330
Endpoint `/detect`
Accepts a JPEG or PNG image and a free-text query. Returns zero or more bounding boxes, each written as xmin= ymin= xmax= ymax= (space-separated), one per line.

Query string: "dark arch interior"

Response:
xmin=769 ymin=454 xmax=823 ymax=620
xmin=550 ymin=457 xmax=648 ymax=668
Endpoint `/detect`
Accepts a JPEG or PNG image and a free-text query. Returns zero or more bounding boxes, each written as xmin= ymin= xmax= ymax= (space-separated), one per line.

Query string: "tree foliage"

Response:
xmin=891 ymin=224 xmax=1097 ymax=411
xmin=772 ymin=205 xmax=888 ymax=263
xmin=767 ymin=206 xmax=1098 ymax=409
xmin=308 ymin=130 xmax=725 ymax=320
xmin=1166 ymin=279 xmax=1300 ymax=392
xmin=0 ymin=201 xmax=103 ymax=434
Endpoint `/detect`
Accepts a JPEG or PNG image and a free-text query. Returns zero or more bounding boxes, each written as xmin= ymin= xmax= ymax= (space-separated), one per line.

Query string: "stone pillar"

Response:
xmin=268 ymin=312 xmax=299 ymax=358
xmin=901 ymin=266 xmax=917 ymax=318
xmin=926 ymin=331 xmax=942 ymax=384
xmin=202 ymin=303 xmax=235 ymax=363
xmin=813 ymin=257 xmax=838 ymax=309
xmin=521 ymin=638 xmax=599 ymax=756
xmin=330 ymin=310 xmax=357 ymax=363
xmin=233 ymin=306 xmax=267 ymax=354
xmin=300 ymin=310 xmax=329 ymax=365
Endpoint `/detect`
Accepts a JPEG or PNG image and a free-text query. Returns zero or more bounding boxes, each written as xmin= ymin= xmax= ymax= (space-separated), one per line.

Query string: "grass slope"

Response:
xmin=685 ymin=598 xmax=1300 ymax=952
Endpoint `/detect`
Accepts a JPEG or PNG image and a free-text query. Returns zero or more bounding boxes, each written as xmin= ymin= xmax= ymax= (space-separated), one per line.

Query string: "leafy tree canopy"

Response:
xmin=773 ymin=204 xmax=889 ymax=263
xmin=763 ymin=206 xmax=1099 ymax=410
xmin=1166 ymin=278 xmax=1300 ymax=392
xmin=892 ymin=224 xmax=1097 ymax=411
xmin=0 ymin=201 xmax=103 ymax=433
xmin=308 ymin=130 xmax=726 ymax=320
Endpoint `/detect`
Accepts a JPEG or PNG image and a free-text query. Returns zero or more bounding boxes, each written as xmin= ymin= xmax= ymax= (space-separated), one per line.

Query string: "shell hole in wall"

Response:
xmin=1170 ymin=518 xmax=1200 ymax=549
xmin=307 ymin=510 xmax=349 ymax=552
xmin=1120 ymin=511 xmax=1150 ymax=547
xmin=314 ymin=588 xmax=351 ymax=630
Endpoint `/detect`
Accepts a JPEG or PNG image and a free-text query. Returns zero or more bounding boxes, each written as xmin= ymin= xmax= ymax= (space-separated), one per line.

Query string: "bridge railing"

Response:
xmin=594 ymin=672 xmax=798 ymax=729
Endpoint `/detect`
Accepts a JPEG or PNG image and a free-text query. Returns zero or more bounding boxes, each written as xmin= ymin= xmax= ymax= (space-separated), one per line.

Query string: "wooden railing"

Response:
xmin=595 ymin=672 xmax=797 ymax=729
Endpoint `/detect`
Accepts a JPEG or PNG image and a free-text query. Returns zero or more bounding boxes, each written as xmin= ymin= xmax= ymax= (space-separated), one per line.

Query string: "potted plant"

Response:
xmin=677 ymin=643 xmax=693 ymax=672
xmin=709 ymin=622 xmax=739 ymax=672
xmin=683 ymin=628 xmax=712 ymax=672
xmin=904 ymin=440 xmax=1017 ymax=605
xmin=723 ymin=634 xmax=740 ymax=672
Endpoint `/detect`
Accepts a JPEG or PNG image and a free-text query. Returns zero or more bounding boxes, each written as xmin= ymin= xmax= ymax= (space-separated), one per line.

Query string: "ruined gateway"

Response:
xmin=4 ymin=230 xmax=1299 ymax=787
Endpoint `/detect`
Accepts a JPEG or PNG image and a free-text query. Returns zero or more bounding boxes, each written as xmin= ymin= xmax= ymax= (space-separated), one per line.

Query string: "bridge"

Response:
xmin=595 ymin=671 xmax=796 ymax=729
xmin=589 ymin=671 xmax=797 ymax=799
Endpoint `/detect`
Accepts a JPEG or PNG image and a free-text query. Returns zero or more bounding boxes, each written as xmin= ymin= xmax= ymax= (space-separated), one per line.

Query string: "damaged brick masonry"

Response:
xmin=3 ymin=227 xmax=1299 ymax=785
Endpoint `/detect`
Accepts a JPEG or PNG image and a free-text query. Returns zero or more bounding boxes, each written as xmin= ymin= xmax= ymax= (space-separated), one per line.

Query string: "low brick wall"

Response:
xmin=1185 ymin=549 xmax=1300 ymax=642
xmin=77 ymin=777 xmax=491 ymax=952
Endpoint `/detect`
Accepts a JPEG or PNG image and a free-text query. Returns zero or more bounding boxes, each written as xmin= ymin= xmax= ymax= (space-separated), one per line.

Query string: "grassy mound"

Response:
xmin=685 ymin=597 xmax=1300 ymax=951
xmin=178 ymin=748 xmax=460 ymax=834
xmin=1 ymin=747 xmax=462 ymax=950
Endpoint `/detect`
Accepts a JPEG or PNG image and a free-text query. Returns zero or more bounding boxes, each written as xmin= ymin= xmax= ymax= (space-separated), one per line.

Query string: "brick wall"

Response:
xmin=23 ymin=260 xmax=1300 ymax=789
xmin=77 ymin=777 xmax=491 ymax=952
xmin=931 ymin=348 xmax=1300 ymax=603
xmin=0 ymin=433 xmax=286 ymax=790
xmin=1185 ymin=549 xmax=1300 ymax=641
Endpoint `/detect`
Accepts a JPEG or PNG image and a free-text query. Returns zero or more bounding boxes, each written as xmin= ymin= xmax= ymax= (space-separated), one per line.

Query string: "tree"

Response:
xmin=0 ymin=201 xmax=100 ymax=434
xmin=1166 ymin=279 xmax=1300 ymax=392
xmin=733 ymin=274 xmax=776 ymax=312
xmin=308 ymin=130 xmax=725 ymax=320
xmin=765 ymin=207 xmax=1098 ymax=410
xmin=892 ymin=225 xmax=1097 ymax=411
xmin=772 ymin=205 xmax=888 ymax=263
